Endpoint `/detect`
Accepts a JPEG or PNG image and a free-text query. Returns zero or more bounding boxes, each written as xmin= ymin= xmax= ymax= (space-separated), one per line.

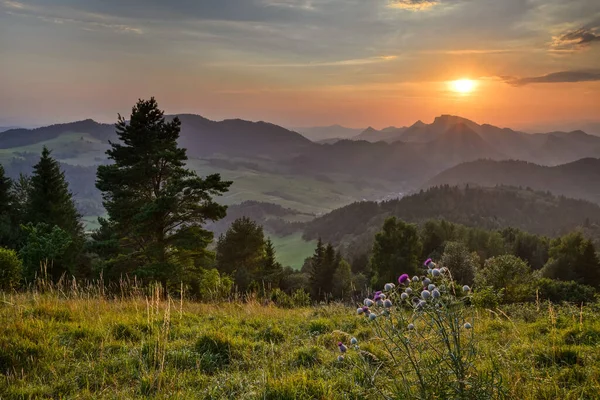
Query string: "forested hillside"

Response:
xmin=302 ymin=185 xmax=600 ymax=248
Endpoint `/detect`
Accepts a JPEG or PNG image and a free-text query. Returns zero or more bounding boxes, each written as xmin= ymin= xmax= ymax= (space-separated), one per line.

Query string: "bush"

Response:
xmin=535 ymin=278 xmax=596 ymax=304
xmin=472 ymin=286 xmax=503 ymax=309
xmin=0 ymin=247 xmax=22 ymax=290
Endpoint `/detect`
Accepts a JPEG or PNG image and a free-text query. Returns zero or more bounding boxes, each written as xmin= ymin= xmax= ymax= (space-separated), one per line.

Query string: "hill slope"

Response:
xmin=426 ymin=159 xmax=600 ymax=204
xmin=302 ymin=185 xmax=600 ymax=246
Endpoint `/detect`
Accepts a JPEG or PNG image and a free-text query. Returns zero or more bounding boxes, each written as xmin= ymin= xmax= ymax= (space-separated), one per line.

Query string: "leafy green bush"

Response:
xmin=0 ymin=247 xmax=22 ymax=290
xmin=472 ymin=286 xmax=503 ymax=309
xmin=536 ymin=278 xmax=596 ymax=304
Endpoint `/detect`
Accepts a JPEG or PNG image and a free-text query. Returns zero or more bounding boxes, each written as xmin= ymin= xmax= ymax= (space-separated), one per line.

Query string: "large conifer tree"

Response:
xmin=96 ymin=98 xmax=231 ymax=290
xmin=26 ymin=147 xmax=85 ymax=278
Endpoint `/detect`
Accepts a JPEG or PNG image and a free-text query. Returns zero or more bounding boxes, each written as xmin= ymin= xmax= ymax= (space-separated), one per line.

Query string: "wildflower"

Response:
xmin=427 ymin=268 xmax=433 ymax=275
xmin=408 ymin=323 xmax=415 ymax=330
xmin=338 ymin=355 xmax=344 ymax=362
xmin=428 ymin=284 xmax=436 ymax=291
xmin=338 ymin=342 xmax=348 ymax=353
xmin=424 ymin=258 xmax=432 ymax=267
xmin=432 ymin=268 xmax=441 ymax=277
xmin=423 ymin=278 xmax=431 ymax=286
xmin=350 ymin=337 xmax=358 ymax=345
xmin=421 ymin=290 xmax=431 ymax=300
xmin=357 ymin=307 xmax=364 ymax=315
xmin=384 ymin=299 xmax=393 ymax=308
xmin=440 ymin=267 xmax=448 ymax=273
xmin=369 ymin=313 xmax=377 ymax=321
xmin=418 ymin=300 xmax=426 ymax=308
xmin=364 ymin=298 xmax=374 ymax=307
xmin=398 ymin=274 xmax=410 ymax=284
xmin=405 ymin=287 xmax=413 ymax=295
xmin=463 ymin=285 xmax=471 ymax=293
xmin=464 ymin=322 xmax=472 ymax=329
xmin=432 ymin=289 xmax=441 ymax=298
xmin=361 ymin=306 xmax=370 ymax=316
xmin=401 ymin=292 xmax=409 ymax=300
xmin=411 ymin=297 xmax=420 ymax=306
xmin=384 ymin=283 xmax=395 ymax=291
xmin=376 ymin=299 xmax=384 ymax=307
xmin=379 ymin=293 xmax=387 ymax=300
xmin=429 ymin=262 xmax=437 ymax=268
xmin=412 ymin=276 xmax=420 ymax=282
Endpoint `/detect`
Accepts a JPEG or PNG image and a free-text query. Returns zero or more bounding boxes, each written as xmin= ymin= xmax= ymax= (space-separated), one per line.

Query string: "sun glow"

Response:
xmin=450 ymin=79 xmax=477 ymax=94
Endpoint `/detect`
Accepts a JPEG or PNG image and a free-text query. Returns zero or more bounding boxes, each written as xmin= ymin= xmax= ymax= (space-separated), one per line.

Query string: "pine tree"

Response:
xmin=25 ymin=147 xmax=85 ymax=279
xmin=261 ymin=238 xmax=283 ymax=287
xmin=96 ymin=98 xmax=231 ymax=291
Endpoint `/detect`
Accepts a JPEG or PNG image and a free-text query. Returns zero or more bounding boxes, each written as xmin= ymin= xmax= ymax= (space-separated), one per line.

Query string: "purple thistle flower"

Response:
xmin=398 ymin=274 xmax=409 ymax=284
xmin=338 ymin=342 xmax=347 ymax=353
xmin=424 ymin=258 xmax=432 ymax=266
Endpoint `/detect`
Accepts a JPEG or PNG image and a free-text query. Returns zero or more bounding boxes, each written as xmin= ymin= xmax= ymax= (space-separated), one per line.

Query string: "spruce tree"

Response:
xmin=96 ymin=98 xmax=231 ymax=291
xmin=261 ymin=238 xmax=283 ymax=287
xmin=308 ymin=238 xmax=325 ymax=300
xmin=26 ymin=147 xmax=85 ymax=279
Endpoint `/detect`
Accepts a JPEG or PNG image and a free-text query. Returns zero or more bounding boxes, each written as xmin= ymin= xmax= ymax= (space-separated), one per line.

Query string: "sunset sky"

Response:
xmin=1 ymin=0 xmax=599 ymax=131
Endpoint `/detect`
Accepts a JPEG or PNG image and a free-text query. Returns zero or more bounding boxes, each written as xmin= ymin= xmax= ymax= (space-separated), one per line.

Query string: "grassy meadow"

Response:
xmin=1 ymin=289 xmax=600 ymax=399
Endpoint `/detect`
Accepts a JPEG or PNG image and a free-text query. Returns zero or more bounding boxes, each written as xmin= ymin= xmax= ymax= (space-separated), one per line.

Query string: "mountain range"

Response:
xmin=2 ymin=113 xmax=600 ymax=205
xmin=426 ymin=158 xmax=600 ymax=204
xmin=292 ymin=125 xmax=364 ymax=141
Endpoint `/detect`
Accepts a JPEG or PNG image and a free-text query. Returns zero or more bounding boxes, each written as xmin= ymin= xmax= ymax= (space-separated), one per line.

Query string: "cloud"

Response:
xmin=552 ymin=20 xmax=600 ymax=50
xmin=2 ymin=1 xmax=143 ymax=34
xmin=504 ymin=70 xmax=600 ymax=86
xmin=387 ymin=0 xmax=439 ymax=11
xmin=211 ymin=55 xmax=398 ymax=68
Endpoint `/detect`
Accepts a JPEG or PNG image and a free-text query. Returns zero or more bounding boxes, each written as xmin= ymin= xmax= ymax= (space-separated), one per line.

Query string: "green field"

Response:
xmin=1 ymin=292 xmax=599 ymax=399
xmin=269 ymin=232 xmax=317 ymax=269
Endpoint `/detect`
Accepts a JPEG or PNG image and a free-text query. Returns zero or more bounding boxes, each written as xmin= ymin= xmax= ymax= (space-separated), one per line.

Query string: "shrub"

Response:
xmin=536 ymin=278 xmax=596 ymax=304
xmin=472 ymin=286 xmax=503 ymax=309
xmin=0 ymin=247 xmax=22 ymax=290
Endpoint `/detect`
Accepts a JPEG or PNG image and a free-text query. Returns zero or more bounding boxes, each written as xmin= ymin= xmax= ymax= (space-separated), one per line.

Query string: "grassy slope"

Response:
xmin=1 ymin=294 xmax=599 ymax=399
xmin=268 ymin=232 xmax=317 ymax=269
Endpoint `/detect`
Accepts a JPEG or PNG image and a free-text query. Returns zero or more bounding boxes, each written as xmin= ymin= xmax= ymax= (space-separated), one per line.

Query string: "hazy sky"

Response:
xmin=1 ymin=0 xmax=599 ymax=130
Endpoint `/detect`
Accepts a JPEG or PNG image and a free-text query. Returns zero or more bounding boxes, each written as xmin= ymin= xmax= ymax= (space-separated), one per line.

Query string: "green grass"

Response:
xmin=1 ymin=293 xmax=600 ymax=399
xmin=269 ymin=232 xmax=317 ymax=269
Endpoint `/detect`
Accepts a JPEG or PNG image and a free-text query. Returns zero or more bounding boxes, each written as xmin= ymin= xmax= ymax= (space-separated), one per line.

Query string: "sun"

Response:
xmin=450 ymin=79 xmax=477 ymax=94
